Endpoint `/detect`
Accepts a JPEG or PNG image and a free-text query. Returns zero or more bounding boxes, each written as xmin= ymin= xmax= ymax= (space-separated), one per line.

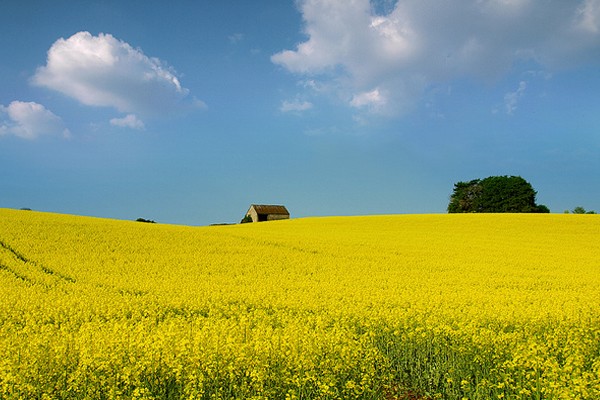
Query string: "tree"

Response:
xmin=447 ymin=179 xmax=483 ymax=213
xmin=448 ymin=175 xmax=549 ymax=213
xmin=570 ymin=206 xmax=596 ymax=214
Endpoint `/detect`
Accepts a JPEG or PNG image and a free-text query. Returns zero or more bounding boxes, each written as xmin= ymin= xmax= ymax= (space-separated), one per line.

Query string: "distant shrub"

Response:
xmin=570 ymin=206 xmax=596 ymax=214
xmin=136 ymin=218 xmax=156 ymax=223
xmin=240 ymin=215 xmax=253 ymax=224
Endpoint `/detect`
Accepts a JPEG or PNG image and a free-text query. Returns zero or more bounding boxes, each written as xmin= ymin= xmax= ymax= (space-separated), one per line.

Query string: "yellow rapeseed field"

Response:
xmin=0 ymin=208 xmax=599 ymax=399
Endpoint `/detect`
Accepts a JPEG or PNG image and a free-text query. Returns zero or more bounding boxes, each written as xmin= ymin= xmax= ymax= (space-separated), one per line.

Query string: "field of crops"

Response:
xmin=0 ymin=208 xmax=599 ymax=399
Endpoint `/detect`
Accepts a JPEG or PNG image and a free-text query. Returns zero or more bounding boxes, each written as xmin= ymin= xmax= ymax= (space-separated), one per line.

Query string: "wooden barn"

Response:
xmin=245 ymin=204 xmax=290 ymax=222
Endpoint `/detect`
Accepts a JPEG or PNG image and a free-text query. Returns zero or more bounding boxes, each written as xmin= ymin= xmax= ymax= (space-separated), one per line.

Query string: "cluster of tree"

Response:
xmin=448 ymin=175 xmax=549 ymax=213
xmin=565 ymin=207 xmax=596 ymax=214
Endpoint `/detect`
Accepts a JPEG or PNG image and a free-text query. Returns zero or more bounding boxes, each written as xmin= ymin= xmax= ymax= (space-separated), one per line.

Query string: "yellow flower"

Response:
xmin=0 ymin=209 xmax=599 ymax=399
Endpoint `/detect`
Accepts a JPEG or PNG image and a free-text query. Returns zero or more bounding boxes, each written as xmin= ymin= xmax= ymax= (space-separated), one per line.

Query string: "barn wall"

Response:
xmin=247 ymin=208 xmax=259 ymax=223
xmin=267 ymin=214 xmax=289 ymax=221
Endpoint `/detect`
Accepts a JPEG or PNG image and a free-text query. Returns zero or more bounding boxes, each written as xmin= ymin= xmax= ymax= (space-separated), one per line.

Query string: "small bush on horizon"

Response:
xmin=135 ymin=218 xmax=156 ymax=223
xmin=565 ymin=206 xmax=596 ymax=214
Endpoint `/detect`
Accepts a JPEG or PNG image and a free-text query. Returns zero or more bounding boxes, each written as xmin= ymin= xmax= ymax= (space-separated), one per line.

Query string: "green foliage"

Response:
xmin=570 ymin=206 xmax=596 ymax=214
xmin=240 ymin=214 xmax=253 ymax=224
xmin=135 ymin=218 xmax=156 ymax=223
xmin=448 ymin=175 xmax=548 ymax=213
xmin=447 ymin=179 xmax=483 ymax=213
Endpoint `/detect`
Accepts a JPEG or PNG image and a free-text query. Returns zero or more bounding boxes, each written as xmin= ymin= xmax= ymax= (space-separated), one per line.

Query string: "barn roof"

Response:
xmin=248 ymin=204 xmax=290 ymax=215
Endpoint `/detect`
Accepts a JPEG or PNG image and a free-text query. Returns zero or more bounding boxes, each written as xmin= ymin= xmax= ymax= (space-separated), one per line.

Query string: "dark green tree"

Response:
xmin=448 ymin=175 xmax=549 ymax=213
xmin=447 ymin=179 xmax=483 ymax=213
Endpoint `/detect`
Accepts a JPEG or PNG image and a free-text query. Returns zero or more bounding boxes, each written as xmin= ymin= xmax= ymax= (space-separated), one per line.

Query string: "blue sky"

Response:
xmin=1 ymin=0 xmax=599 ymax=225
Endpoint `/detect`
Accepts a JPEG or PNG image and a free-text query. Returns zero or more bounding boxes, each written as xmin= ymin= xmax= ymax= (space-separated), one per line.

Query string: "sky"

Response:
xmin=1 ymin=0 xmax=599 ymax=225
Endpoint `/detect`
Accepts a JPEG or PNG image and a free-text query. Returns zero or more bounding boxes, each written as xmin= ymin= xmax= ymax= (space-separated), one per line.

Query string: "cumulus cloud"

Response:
xmin=280 ymin=99 xmax=314 ymax=112
xmin=32 ymin=31 xmax=200 ymax=117
xmin=0 ymin=101 xmax=70 ymax=140
xmin=272 ymin=0 xmax=600 ymax=116
xmin=110 ymin=114 xmax=145 ymax=130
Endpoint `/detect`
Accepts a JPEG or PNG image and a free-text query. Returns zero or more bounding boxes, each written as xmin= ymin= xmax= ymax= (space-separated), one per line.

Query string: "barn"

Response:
xmin=245 ymin=204 xmax=290 ymax=222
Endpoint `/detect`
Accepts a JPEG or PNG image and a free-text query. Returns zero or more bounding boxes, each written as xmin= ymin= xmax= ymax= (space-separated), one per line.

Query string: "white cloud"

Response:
xmin=32 ymin=31 xmax=200 ymax=117
xmin=110 ymin=114 xmax=145 ymax=130
xmin=504 ymin=81 xmax=527 ymax=115
xmin=0 ymin=101 xmax=70 ymax=140
xmin=350 ymin=88 xmax=386 ymax=110
xmin=280 ymin=100 xmax=313 ymax=112
xmin=272 ymin=0 xmax=600 ymax=117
